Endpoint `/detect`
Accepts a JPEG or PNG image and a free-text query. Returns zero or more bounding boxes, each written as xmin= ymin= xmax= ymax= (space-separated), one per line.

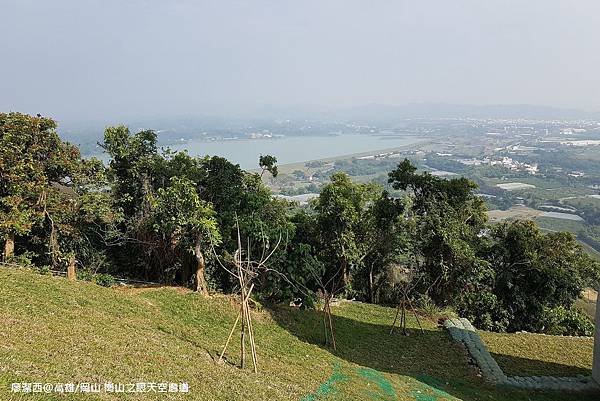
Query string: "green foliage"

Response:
xmin=4 ymin=114 xmax=598 ymax=336
xmin=485 ymin=220 xmax=600 ymax=332
xmin=385 ymin=159 xmax=599 ymax=335
xmin=75 ymin=269 xmax=115 ymax=287
xmin=35 ymin=265 xmax=52 ymax=275
xmin=539 ymin=306 xmax=594 ymax=337
xmin=6 ymin=251 xmax=38 ymax=268
xmin=0 ymin=113 xmax=62 ymax=238
xmin=259 ymin=154 xmax=278 ymax=178
xmin=388 ymin=159 xmax=490 ymax=304
xmin=388 ymin=158 xmax=481 ymax=214
xmin=101 ymin=126 xmax=160 ymax=217
xmin=261 ymin=210 xmax=324 ymax=302
xmin=99 ymin=126 xmax=294 ymax=291
xmin=100 ymin=128 xmax=223 ymax=285
xmin=456 ymin=291 xmax=510 ymax=332
xmin=450 ymin=219 xmax=600 ymax=334
xmin=77 ymin=269 xmax=95 ymax=282
xmin=357 ymin=191 xmax=408 ymax=302
xmin=151 ymin=176 xmax=220 ymax=245
xmin=312 ymin=172 xmax=382 ymax=294
xmin=94 ymin=273 xmax=116 ymax=288
xmin=0 ymin=112 xmax=109 ymax=271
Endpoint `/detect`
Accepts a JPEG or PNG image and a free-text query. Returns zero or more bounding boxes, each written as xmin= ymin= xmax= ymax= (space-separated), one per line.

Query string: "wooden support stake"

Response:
xmin=406 ymin=296 xmax=424 ymax=334
xmin=244 ymin=297 xmax=258 ymax=373
xmin=240 ymin=301 xmax=246 ymax=369
xmin=326 ymin=298 xmax=336 ymax=351
xmin=401 ymin=299 xmax=406 ymax=335
xmin=218 ymin=312 xmax=240 ymax=364
xmin=3 ymin=233 xmax=15 ymax=261
xmin=390 ymin=303 xmax=401 ymax=334
xmin=217 ymin=284 xmax=254 ymax=365
xmin=323 ymin=311 xmax=329 ymax=344
xmin=67 ymin=255 xmax=76 ymax=280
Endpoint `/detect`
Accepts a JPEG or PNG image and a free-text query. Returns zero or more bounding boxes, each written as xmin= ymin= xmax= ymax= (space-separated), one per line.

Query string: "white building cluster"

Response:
xmin=458 ymin=156 xmax=538 ymax=175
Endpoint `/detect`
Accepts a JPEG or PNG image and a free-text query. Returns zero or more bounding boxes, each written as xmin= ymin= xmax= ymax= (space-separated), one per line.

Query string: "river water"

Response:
xmin=167 ymin=134 xmax=422 ymax=169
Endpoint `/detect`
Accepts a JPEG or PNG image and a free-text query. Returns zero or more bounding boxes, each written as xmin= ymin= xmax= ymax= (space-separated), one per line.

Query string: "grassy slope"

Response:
xmin=0 ymin=268 xmax=597 ymax=401
xmin=479 ymin=331 xmax=594 ymax=377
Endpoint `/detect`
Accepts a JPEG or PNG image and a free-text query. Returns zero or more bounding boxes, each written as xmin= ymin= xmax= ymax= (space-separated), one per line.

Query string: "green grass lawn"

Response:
xmin=479 ymin=331 xmax=594 ymax=377
xmin=0 ymin=268 xmax=597 ymax=401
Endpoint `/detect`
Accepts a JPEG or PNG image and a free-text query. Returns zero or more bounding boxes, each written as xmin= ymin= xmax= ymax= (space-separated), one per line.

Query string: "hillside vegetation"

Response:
xmin=2 ymin=112 xmax=599 ymax=341
xmin=0 ymin=268 xmax=596 ymax=401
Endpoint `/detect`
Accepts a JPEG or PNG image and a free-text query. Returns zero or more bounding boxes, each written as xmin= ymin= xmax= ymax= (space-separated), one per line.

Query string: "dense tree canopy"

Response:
xmin=312 ymin=172 xmax=381 ymax=294
xmin=388 ymin=159 xmax=490 ymax=304
xmin=2 ymin=115 xmax=599 ymax=336
xmin=476 ymin=220 xmax=599 ymax=333
xmin=0 ymin=112 xmax=107 ymax=271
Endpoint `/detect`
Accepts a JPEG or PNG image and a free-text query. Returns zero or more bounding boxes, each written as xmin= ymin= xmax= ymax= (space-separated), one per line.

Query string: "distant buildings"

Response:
xmin=559 ymin=139 xmax=600 ymax=146
xmin=455 ymin=156 xmax=539 ymax=174
xmin=357 ymin=150 xmax=403 ymax=160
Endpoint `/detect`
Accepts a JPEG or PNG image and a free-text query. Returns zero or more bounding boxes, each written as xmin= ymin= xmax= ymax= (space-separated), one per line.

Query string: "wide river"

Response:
xmin=167 ymin=134 xmax=423 ymax=169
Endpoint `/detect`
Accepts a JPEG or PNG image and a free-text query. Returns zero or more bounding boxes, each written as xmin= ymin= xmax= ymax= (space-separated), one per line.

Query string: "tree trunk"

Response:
xmin=67 ymin=254 xmax=76 ymax=280
xmin=340 ymin=254 xmax=349 ymax=291
xmin=3 ymin=232 xmax=15 ymax=261
xmin=369 ymin=264 xmax=375 ymax=303
xmin=194 ymin=240 xmax=208 ymax=295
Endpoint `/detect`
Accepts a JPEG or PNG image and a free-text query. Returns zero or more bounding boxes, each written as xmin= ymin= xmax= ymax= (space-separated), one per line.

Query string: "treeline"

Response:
xmin=1 ymin=113 xmax=599 ymax=335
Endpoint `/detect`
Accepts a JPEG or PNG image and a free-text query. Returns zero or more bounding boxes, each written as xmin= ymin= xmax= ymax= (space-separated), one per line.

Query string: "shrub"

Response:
xmin=487 ymin=220 xmax=600 ymax=333
xmin=77 ymin=270 xmax=95 ymax=282
xmin=416 ymin=293 xmax=441 ymax=317
xmin=6 ymin=251 xmax=37 ymax=268
xmin=456 ymin=291 xmax=511 ymax=332
xmin=539 ymin=306 xmax=594 ymax=337
xmin=36 ymin=265 xmax=52 ymax=275
xmin=94 ymin=273 xmax=116 ymax=288
xmin=81 ymin=250 xmax=114 ymax=275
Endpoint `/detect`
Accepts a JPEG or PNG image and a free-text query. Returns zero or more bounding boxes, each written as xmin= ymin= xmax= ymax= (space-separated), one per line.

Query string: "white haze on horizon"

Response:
xmin=1 ymin=0 xmax=599 ymax=123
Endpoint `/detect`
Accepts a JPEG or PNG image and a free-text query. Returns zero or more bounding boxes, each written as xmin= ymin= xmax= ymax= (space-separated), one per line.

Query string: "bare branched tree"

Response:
xmin=213 ymin=219 xmax=282 ymax=373
xmin=389 ymin=263 xmax=424 ymax=336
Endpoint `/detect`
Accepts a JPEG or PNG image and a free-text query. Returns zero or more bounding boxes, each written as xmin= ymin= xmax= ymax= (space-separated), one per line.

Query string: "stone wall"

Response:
xmin=444 ymin=318 xmax=598 ymax=392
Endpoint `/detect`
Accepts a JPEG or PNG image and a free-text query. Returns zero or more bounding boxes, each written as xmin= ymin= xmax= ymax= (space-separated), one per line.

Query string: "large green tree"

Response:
xmin=150 ymin=177 xmax=220 ymax=294
xmin=388 ymin=159 xmax=490 ymax=304
xmin=100 ymin=128 xmax=292 ymax=293
xmin=101 ymin=126 xmax=215 ymax=284
xmin=0 ymin=112 xmax=106 ymax=270
xmin=480 ymin=220 xmax=600 ymax=332
xmin=360 ymin=191 xmax=409 ymax=303
xmin=313 ymin=172 xmax=381 ymax=294
xmin=101 ymin=126 xmax=163 ymax=217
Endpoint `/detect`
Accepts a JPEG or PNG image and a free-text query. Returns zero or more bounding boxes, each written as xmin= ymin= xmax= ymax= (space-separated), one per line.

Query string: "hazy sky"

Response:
xmin=1 ymin=0 xmax=599 ymax=121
